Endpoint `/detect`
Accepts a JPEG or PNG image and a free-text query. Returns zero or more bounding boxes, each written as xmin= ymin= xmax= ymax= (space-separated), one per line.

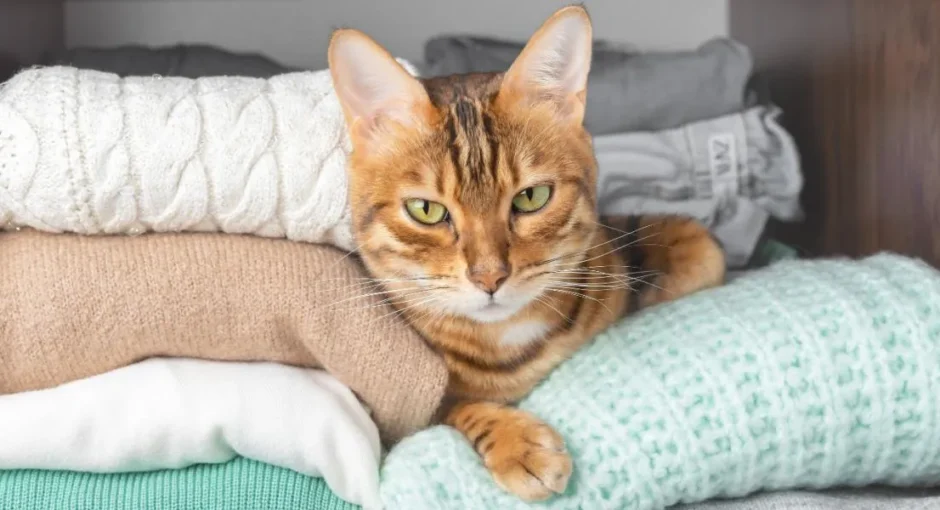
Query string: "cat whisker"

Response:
xmin=591 ymin=219 xmax=659 ymax=238
xmin=546 ymin=269 xmax=626 ymax=280
xmin=388 ymin=296 xmax=447 ymax=323
xmin=552 ymin=274 xmax=653 ymax=285
xmin=370 ymin=293 xmax=444 ymax=326
xmin=573 ymin=265 xmax=662 ymax=275
xmin=542 ymin=274 xmax=627 ymax=282
xmin=538 ymin=228 xmax=643 ymax=267
xmin=549 ymin=267 xmax=636 ymax=281
xmin=541 ymin=276 xmax=633 ymax=288
xmin=320 ymin=275 xmax=445 ymax=285
xmin=555 ymin=231 xmax=664 ymax=268
xmin=407 ymin=304 xmax=450 ymax=329
xmin=543 ymin=275 xmax=631 ymax=284
xmin=533 ymin=295 xmax=572 ymax=324
xmin=533 ymin=223 xmax=659 ymax=270
xmin=544 ymin=287 xmax=613 ymax=315
xmin=519 ymin=262 xmax=657 ymax=285
xmin=308 ymin=240 xmax=368 ymax=280
xmin=542 ymin=268 xmax=662 ymax=289
xmin=326 ymin=285 xmax=448 ymax=308
xmin=592 ymin=220 xmax=633 ymax=236
xmin=543 ymin=281 xmax=635 ymax=292
xmin=377 ymin=291 xmax=448 ymax=310
xmin=317 ymin=275 xmax=447 ymax=294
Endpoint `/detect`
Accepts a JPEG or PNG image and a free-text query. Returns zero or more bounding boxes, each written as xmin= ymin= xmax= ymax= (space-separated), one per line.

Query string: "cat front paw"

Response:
xmin=484 ymin=416 xmax=572 ymax=501
xmin=448 ymin=402 xmax=572 ymax=501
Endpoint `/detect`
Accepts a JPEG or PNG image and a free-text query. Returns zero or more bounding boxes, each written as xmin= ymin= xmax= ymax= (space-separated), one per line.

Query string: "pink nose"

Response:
xmin=467 ymin=266 xmax=509 ymax=294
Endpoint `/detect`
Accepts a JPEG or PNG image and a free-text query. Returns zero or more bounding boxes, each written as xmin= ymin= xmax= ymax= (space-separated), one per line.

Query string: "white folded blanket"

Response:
xmin=0 ymin=62 xmax=412 ymax=250
xmin=0 ymin=358 xmax=382 ymax=510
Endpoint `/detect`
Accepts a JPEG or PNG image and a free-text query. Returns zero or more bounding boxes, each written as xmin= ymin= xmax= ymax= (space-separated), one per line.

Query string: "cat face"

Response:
xmin=330 ymin=6 xmax=596 ymax=323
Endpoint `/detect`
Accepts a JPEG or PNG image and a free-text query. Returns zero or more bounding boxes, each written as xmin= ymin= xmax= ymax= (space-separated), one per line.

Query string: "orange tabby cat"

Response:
xmin=329 ymin=5 xmax=725 ymax=501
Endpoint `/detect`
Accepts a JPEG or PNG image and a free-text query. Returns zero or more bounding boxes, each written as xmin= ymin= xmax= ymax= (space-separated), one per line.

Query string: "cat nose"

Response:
xmin=467 ymin=265 xmax=510 ymax=294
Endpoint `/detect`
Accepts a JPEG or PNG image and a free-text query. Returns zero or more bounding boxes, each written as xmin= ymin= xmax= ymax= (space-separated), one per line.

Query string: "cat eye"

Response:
xmin=404 ymin=198 xmax=449 ymax=225
xmin=511 ymin=185 xmax=552 ymax=213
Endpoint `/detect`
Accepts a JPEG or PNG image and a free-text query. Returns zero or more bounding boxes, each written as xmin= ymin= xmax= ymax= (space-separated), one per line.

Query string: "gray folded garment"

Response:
xmin=595 ymin=105 xmax=803 ymax=268
xmin=672 ymin=486 xmax=940 ymax=510
xmin=42 ymin=44 xmax=297 ymax=78
xmin=423 ymin=35 xmax=753 ymax=136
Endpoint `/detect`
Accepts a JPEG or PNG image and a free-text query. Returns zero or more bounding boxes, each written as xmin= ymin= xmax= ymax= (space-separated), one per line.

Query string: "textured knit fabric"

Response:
xmin=44 ymin=44 xmax=298 ymax=78
xmin=0 ymin=457 xmax=357 ymax=510
xmin=422 ymin=36 xmax=753 ymax=136
xmin=381 ymin=253 xmax=940 ymax=509
xmin=0 ymin=359 xmax=381 ymax=509
xmin=675 ymin=486 xmax=940 ymax=510
xmin=595 ymin=105 xmax=803 ymax=267
xmin=0 ymin=62 xmax=411 ymax=250
xmin=0 ymin=230 xmax=448 ymax=444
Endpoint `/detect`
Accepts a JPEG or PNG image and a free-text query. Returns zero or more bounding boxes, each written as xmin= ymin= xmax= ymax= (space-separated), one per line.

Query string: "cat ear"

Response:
xmin=328 ymin=29 xmax=433 ymax=147
xmin=499 ymin=5 xmax=593 ymax=125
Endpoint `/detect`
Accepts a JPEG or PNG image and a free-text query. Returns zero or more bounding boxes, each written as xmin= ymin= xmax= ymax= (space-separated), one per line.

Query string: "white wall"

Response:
xmin=65 ymin=0 xmax=728 ymax=70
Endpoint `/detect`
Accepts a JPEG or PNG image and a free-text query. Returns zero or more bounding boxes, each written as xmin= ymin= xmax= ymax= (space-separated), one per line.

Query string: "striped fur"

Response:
xmin=329 ymin=5 xmax=725 ymax=501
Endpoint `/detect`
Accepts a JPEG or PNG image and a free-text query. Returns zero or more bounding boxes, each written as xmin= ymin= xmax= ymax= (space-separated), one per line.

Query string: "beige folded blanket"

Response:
xmin=0 ymin=230 xmax=448 ymax=443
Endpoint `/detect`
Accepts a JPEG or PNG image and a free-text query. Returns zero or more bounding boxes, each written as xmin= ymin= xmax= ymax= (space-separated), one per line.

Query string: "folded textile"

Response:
xmin=43 ymin=44 xmax=298 ymax=78
xmin=423 ymin=36 xmax=753 ymax=135
xmin=0 ymin=61 xmax=410 ymax=249
xmin=381 ymin=253 xmax=940 ymax=509
xmin=0 ymin=457 xmax=358 ymax=510
xmin=674 ymin=486 xmax=940 ymax=510
xmin=423 ymin=36 xmax=635 ymax=78
xmin=595 ymin=105 xmax=803 ymax=267
xmin=0 ymin=358 xmax=380 ymax=509
xmin=0 ymin=230 xmax=448 ymax=444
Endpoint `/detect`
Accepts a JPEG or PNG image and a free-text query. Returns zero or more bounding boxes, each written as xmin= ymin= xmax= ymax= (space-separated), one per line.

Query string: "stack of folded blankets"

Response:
xmin=0 ymin=61 xmax=446 ymax=510
xmin=0 ymin=36 xmax=811 ymax=510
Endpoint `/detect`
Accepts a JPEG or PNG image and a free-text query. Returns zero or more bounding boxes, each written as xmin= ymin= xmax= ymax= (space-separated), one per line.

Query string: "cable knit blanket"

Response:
xmin=0 ymin=62 xmax=412 ymax=250
xmin=381 ymin=253 xmax=940 ymax=509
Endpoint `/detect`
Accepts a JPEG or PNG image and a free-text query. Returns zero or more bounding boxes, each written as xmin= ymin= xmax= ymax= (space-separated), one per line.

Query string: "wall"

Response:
xmin=0 ymin=0 xmax=64 ymax=79
xmin=64 ymin=0 xmax=728 ymax=70
xmin=731 ymin=0 xmax=940 ymax=265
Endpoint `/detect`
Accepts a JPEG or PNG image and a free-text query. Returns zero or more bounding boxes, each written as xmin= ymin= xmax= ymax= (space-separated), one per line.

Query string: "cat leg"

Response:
xmin=445 ymin=401 xmax=571 ymax=501
xmin=602 ymin=215 xmax=726 ymax=308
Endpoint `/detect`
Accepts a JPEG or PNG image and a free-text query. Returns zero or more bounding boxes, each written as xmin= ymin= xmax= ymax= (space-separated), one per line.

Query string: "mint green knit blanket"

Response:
xmin=0 ymin=458 xmax=356 ymax=510
xmin=381 ymin=254 xmax=940 ymax=509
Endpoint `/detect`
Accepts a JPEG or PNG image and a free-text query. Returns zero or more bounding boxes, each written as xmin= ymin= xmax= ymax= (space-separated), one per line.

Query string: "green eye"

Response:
xmin=512 ymin=185 xmax=552 ymax=213
xmin=405 ymin=198 xmax=448 ymax=225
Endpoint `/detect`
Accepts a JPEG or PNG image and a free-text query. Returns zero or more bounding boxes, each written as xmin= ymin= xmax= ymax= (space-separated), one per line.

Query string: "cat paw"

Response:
xmin=481 ymin=411 xmax=572 ymax=501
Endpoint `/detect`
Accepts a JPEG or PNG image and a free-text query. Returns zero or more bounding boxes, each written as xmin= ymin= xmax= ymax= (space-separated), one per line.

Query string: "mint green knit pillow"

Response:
xmin=381 ymin=254 xmax=940 ymax=509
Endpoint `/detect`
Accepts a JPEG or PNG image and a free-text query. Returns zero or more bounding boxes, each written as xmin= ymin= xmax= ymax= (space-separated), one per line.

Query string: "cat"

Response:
xmin=329 ymin=4 xmax=725 ymax=501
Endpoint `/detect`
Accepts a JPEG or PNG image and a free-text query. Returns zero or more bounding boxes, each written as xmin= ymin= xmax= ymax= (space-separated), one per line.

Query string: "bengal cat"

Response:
xmin=328 ymin=5 xmax=725 ymax=501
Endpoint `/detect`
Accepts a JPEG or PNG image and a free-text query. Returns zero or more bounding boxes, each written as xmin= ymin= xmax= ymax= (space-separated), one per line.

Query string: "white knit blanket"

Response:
xmin=0 ymin=63 xmax=411 ymax=250
xmin=0 ymin=358 xmax=382 ymax=509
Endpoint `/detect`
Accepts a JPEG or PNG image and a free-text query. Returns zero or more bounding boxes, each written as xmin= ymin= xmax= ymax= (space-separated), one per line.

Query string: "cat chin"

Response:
xmin=423 ymin=292 xmax=528 ymax=324
xmin=428 ymin=286 xmax=538 ymax=324
xmin=462 ymin=304 xmax=524 ymax=324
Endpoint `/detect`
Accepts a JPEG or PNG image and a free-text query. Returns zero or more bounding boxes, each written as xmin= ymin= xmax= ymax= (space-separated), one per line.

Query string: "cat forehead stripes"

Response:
xmin=424 ymin=74 xmax=512 ymax=209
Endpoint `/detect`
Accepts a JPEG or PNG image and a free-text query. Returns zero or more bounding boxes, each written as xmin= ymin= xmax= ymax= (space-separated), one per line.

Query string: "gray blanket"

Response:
xmin=43 ymin=44 xmax=296 ymax=78
xmin=675 ymin=486 xmax=940 ymax=510
xmin=423 ymin=36 xmax=753 ymax=136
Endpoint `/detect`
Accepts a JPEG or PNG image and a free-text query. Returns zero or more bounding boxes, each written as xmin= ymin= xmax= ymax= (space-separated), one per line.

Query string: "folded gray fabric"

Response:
xmin=423 ymin=35 xmax=635 ymax=77
xmin=595 ymin=105 xmax=802 ymax=268
xmin=673 ymin=486 xmax=940 ymax=510
xmin=423 ymin=36 xmax=753 ymax=135
xmin=43 ymin=44 xmax=297 ymax=78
